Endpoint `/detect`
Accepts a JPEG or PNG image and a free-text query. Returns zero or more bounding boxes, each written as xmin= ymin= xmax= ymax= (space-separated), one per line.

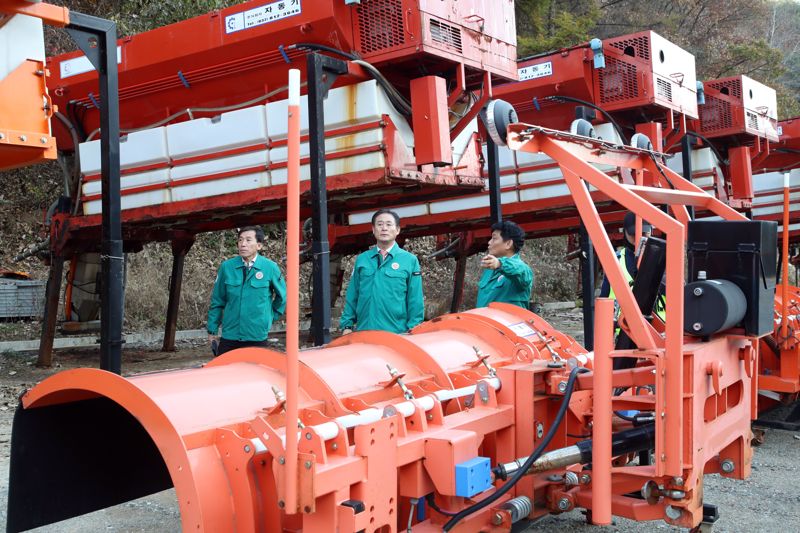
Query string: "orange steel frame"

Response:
xmin=8 ymin=122 xmax=765 ymax=533
xmin=506 ymin=124 xmax=755 ymax=527
xmin=0 ymin=0 xmax=67 ymax=170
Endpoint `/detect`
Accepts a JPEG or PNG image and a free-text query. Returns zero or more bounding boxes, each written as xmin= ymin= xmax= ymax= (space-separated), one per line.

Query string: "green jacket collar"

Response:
xmin=370 ymin=242 xmax=398 ymax=258
xmin=236 ymin=254 xmax=267 ymax=270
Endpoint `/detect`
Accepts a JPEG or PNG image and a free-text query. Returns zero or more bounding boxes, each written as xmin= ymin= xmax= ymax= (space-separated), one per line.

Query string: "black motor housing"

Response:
xmin=686 ymin=220 xmax=777 ymax=337
xmin=684 ymin=279 xmax=747 ymax=336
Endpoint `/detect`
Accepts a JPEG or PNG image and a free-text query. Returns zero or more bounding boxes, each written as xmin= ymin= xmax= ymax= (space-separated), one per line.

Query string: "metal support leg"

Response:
xmin=37 ymin=257 xmax=64 ymax=367
xmin=450 ymin=254 xmax=467 ymax=313
xmin=162 ymin=237 xmax=194 ymax=351
xmin=579 ymin=223 xmax=595 ymax=349
xmin=307 ymin=53 xmax=347 ymax=346
xmin=487 ymin=136 xmax=502 ymax=224
xmin=680 ymin=134 xmax=695 ymax=221
xmin=66 ymin=13 xmax=122 ymax=373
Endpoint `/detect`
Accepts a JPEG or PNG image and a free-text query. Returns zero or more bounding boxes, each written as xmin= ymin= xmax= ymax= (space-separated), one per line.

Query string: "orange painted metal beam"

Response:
xmin=592 ymin=298 xmax=614 ymax=525
xmin=285 ymin=68 xmax=301 ymax=514
xmin=0 ymin=0 xmax=69 ymax=27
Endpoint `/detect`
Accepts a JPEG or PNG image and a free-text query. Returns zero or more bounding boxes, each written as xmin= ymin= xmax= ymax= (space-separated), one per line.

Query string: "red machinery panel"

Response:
xmin=753 ymin=117 xmax=800 ymax=173
xmin=496 ymin=30 xmax=698 ymax=133
xmin=46 ymin=0 xmax=517 ymax=150
xmin=352 ymin=0 xmax=517 ymax=83
xmin=410 ymin=75 xmax=451 ymax=165
xmin=698 ymin=75 xmax=779 ymax=143
xmin=47 ymin=0 xmax=354 ymax=148
xmin=596 ymin=31 xmax=697 ymax=117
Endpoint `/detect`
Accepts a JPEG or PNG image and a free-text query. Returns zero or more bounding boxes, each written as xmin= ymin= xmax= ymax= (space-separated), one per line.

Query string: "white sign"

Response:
xmin=508 ymin=322 xmax=535 ymax=337
xmin=60 ymin=46 xmax=122 ymax=79
xmin=518 ymin=61 xmax=553 ymax=81
xmin=225 ymin=0 xmax=302 ymax=34
xmin=777 ymin=125 xmax=783 ymax=136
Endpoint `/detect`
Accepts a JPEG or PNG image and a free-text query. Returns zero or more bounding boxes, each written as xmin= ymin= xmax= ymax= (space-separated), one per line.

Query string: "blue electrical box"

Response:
xmin=454 ymin=457 xmax=492 ymax=498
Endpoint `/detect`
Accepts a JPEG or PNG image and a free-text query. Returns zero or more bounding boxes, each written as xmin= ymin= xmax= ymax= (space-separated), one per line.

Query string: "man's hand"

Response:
xmin=208 ymin=333 xmax=219 ymax=344
xmin=342 ymin=328 xmax=353 ymax=335
xmin=480 ymin=254 xmax=501 ymax=270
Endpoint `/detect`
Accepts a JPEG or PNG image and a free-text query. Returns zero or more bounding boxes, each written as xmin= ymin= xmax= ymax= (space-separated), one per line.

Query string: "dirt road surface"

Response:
xmin=0 ymin=310 xmax=798 ymax=532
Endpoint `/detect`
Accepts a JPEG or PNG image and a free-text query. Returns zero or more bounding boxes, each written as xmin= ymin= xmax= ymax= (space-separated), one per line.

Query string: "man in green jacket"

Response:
xmin=476 ymin=220 xmax=533 ymax=309
xmin=340 ymin=209 xmax=425 ymax=334
xmin=207 ymin=226 xmax=286 ymax=356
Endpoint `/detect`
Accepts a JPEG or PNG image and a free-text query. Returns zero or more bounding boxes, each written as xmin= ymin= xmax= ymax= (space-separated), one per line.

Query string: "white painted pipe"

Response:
xmin=272 ymin=378 xmax=502 ymax=448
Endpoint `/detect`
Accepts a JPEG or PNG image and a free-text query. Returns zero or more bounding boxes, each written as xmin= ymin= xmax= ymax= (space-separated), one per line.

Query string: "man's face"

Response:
xmin=372 ymin=213 xmax=400 ymax=244
xmin=238 ymin=230 xmax=263 ymax=260
xmin=488 ymin=230 xmax=513 ymax=256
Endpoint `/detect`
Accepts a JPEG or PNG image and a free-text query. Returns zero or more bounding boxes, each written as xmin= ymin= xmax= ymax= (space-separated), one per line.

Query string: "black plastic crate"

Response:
xmin=687 ymin=220 xmax=777 ymax=337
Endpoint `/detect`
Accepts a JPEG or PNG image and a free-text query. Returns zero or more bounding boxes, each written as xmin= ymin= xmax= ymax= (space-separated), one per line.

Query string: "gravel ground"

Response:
xmin=0 ymin=311 xmax=798 ymax=532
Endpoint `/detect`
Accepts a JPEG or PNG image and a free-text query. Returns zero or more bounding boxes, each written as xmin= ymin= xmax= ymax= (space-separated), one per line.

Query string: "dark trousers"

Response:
xmin=216 ymin=338 xmax=269 ymax=356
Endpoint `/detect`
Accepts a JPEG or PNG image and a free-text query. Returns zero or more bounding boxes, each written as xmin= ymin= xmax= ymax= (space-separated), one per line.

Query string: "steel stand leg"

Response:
xmin=162 ymin=237 xmax=194 ymax=351
xmin=37 ymin=257 xmax=64 ymax=367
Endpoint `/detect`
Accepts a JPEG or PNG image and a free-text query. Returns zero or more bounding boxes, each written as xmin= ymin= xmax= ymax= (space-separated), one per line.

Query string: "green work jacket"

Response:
xmin=207 ymin=255 xmax=287 ymax=341
xmin=340 ymin=243 xmax=425 ymax=333
xmin=476 ymin=254 xmax=533 ymax=310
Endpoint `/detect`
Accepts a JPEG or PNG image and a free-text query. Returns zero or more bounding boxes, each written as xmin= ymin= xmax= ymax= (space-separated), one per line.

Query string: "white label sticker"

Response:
xmin=60 ymin=46 xmax=122 ymax=79
xmin=777 ymin=125 xmax=783 ymax=136
xmin=225 ymin=0 xmax=302 ymax=34
xmin=518 ymin=61 xmax=553 ymax=81
xmin=508 ymin=322 xmax=535 ymax=337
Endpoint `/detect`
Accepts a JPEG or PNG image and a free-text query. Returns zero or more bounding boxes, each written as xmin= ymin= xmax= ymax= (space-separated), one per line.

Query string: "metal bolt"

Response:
xmin=304 ymin=460 xmax=313 ymax=470
xmin=661 ymin=411 xmax=666 ymax=419
xmin=492 ymin=513 xmax=504 ymax=526
xmin=565 ymin=471 xmax=579 ymax=486
xmin=278 ymin=456 xmax=286 ymax=465
xmin=305 ymin=432 xmax=312 ymax=440
xmin=243 ymin=444 xmax=251 ymax=453
xmin=19 ymin=135 xmax=27 ymax=142
xmin=536 ymin=422 xmax=544 ymax=439
xmin=661 ymin=453 xmax=666 ymax=461
xmin=693 ymin=287 xmax=703 ymax=296
xmin=692 ymin=322 xmax=703 ymax=331
xmin=427 ymin=413 xmax=433 ymax=421
xmin=40 ymin=136 xmax=48 ymax=144
xmin=557 ymin=498 xmax=571 ymax=511
xmin=720 ymin=459 xmax=735 ymax=473
xmin=580 ymin=473 xmax=591 ymax=485
xmin=278 ymin=500 xmax=285 ymax=509
xmin=304 ymin=506 xmax=312 ymax=513
xmin=35 ymin=69 xmax=44 ymax=76
xmin=557 ymin=381 xmax=567 ymax=393
xmin=331 ymin=443 xmax=338 ymax=451
xmin=672 ymin=476 xmax=684 ymax=486
xmin=0 ymin=133 xmax=4 ymax=140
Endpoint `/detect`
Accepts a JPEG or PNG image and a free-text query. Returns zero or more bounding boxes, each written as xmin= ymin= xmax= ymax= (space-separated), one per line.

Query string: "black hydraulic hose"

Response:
xmin=425 ymin=494 xmax=458 ymax=516
xmin=573 ymin=424 xmax=655 ymax=462
xmin=442 ymin=366 xmax=589 ymax=531
xmin=542 ymin=95 xmax=628 ymax=144
xmin=287 ymin=42 xmax=412 ymax=117
xmin=686 ymin=130 xmax=728 ymax=166
xmin=288 ymin=42 xmax=358 ymax=61
xmin=53 ymin=111 xmax=82 ymax=184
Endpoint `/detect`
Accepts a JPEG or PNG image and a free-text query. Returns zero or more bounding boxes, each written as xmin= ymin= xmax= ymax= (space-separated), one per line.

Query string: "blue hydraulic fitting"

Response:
xmin=590 ymin=38 xmax=605 ymax=69
xmin=697 ymin=81 xmax=706 ymax=105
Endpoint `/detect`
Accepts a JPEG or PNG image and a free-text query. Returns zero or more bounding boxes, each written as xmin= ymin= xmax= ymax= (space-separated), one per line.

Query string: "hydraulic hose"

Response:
xmin=494 ymin=424 xmax=655 ymax=479
xmin=542 ymin=95 xmax=628 ymax=144
xmin=288 ymin=42 xmax=358 ymax=61
xmin=441 ymin=366 xmax=589 ymax=531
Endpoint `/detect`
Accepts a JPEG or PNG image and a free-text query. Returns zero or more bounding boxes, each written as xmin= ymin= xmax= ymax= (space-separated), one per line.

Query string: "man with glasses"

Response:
xmin=340 ymin=209 xmax=425 ymax=334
